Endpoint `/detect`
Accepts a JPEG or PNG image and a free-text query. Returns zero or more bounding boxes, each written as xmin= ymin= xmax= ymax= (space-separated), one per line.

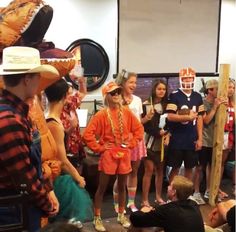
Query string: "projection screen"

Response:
xmin=118 ymin=0 xmax=221 ymax=74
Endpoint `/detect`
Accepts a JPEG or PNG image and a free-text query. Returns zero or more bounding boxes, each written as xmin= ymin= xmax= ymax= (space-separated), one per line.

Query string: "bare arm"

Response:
xmin=141 ymin=105 xmax=154 ymax=124
xmin=208 ymin=199 xmax=236 ymax=228
xmin=47 ymin=121 xmax=86 ymax=188
xmin=77 ymin=77 xmax=87 ymax=100
xmin=217 ymin=199 xmax=236 ymax=221
xmin=203 ymin=97 xmax=228 ymax=125
xmin=167 ymin=110 xmax=198 ymax=123
xmin=195 ymin=115 xmax=203 ymax=150
xmin=69 ymin=64 xmax=87 ymax=101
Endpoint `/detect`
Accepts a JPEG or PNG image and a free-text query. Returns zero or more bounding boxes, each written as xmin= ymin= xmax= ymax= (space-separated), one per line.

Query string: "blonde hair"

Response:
xmin=103 ymin=95 xmax=125 ymax=144
xmin=115 ymin=69 xmax=137 ymax=86
xmin=172 ymin=175 xmax=194 ymax=200
xmin=120 ymin=72 xmax=137 ymax=87
xmin=228 ymin=79 xmax=235 ymax=105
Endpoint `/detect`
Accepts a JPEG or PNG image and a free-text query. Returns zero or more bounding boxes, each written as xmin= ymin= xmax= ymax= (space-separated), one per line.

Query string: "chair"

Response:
xmin=0 ymin=193 xmax=29 ymax=232
xmin=86 ymin=99 xmax=103 ymax=124
xmin=93 ymin=99 xmax=103 ymax=113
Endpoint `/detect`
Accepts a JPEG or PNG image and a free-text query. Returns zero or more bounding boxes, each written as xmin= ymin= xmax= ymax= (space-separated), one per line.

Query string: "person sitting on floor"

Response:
xmin=129 ymin=175 xmax=205 ymax=232
xmin=205 ymin=199 xmax=235 ymax=232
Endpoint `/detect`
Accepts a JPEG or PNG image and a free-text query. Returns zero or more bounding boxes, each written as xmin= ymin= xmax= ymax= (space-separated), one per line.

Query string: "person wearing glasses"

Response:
xmin=192 ymin=79 xmax=227 ymax=203
xmin=83 ymin=81 xmax=144 ymax=232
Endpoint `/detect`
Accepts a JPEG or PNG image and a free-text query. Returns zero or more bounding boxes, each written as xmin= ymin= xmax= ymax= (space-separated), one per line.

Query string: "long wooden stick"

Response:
xmin=209 ymin=64 xmax=230 ymax=206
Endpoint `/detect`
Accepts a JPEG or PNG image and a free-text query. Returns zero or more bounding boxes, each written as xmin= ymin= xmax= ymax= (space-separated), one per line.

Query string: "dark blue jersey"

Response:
xmin=166 ymin=89 xmax=204 ymax=150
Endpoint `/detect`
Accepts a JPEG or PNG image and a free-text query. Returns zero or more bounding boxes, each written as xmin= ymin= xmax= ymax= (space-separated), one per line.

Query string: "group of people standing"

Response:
xmin=83 ymin=67 xmax=235 ymax=232
xmin=0 ymin=45 xmax=235 ymax=232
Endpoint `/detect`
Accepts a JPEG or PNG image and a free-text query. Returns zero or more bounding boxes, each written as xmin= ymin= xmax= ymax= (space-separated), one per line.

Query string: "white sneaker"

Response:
xmin=204 ymin=190 xmax=209 ymax=199
xmin=204 ymin=190 xmax=222 ymax=202
xmin=192 ymin=192 xmax=206 ymax=205
xmin=68 ymin=218 xmax=83 ymax=229
xmin=93 ymin=216 xmax=106 ymax=232
xmin=127 ymin=203 xmax=138 ymax=212
xmin=117 ymin=213 xmax=131 ymax=228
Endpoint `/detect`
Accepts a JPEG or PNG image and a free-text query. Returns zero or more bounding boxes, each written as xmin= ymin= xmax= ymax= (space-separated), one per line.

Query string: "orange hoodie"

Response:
xmin=83 ymin=106 xmax=144 ymax=153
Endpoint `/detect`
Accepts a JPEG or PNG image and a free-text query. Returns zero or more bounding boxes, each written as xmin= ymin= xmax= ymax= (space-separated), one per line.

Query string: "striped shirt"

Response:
xmin=0 ymin=89 xmax=52 ymax=213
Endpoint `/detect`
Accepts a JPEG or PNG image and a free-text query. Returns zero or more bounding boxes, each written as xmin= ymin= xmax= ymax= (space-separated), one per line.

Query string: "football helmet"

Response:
xmin=179 ymin=67 xmax=196 ymax=90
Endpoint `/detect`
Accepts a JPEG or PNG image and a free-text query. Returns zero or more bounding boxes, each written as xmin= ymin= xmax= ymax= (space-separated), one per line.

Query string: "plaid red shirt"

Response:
xmin=0 ymin=90 xmax=53 ymax=213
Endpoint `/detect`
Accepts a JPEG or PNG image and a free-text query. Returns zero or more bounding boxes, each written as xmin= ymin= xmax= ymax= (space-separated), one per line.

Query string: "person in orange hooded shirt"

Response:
xmin=83 ymin=81 xmax=144 ymax=232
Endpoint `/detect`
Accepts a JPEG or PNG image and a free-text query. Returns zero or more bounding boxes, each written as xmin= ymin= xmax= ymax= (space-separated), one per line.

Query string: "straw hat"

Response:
xmin=0 ymin=46 xmax=59 ymax=91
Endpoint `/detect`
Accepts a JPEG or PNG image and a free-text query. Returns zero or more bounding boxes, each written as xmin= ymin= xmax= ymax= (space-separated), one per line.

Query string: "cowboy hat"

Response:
xmin=0 ymin=46 xmax=59 ymax=91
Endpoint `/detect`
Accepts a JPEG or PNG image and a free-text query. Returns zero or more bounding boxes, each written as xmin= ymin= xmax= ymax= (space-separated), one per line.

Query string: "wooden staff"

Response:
xmin=209 ymin=64 xmax=230 ymax=206
xmin=160 ymin=136 xmax=164 ymax=162
xmin=150 ymin=96 xmax=153 ymax=107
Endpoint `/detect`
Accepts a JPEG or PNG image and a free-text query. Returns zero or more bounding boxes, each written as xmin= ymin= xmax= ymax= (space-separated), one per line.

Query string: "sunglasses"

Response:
xmin=208 ymin=87 xmax=217 ymax=91
xmin=109 ymin=88 xmax=122 ymax=96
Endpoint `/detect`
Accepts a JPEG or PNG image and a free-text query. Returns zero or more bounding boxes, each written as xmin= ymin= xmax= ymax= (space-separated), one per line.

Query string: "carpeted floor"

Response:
xmin=80 ymin=177 xmax=234 ymax=232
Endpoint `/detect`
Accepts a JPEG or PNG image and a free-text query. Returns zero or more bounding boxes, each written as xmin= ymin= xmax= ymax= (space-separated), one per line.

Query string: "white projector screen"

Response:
xmin=119 ymin=0 xmax=221 ymax=74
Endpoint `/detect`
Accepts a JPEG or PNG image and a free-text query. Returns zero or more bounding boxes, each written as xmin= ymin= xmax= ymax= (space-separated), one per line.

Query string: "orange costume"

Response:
xmin=28 ymin=96 xmax=61 ymax=182
xmin=83 ymin=106 xmax=144 ymax=175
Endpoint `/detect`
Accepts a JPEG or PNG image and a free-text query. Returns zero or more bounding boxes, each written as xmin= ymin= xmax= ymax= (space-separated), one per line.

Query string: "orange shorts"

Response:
xmin=98 ymin=148 xmax=132 ymax=175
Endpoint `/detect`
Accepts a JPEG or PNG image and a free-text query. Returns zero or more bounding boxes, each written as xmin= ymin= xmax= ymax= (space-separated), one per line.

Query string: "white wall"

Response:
xmin=218 ymin=0 xmax=236 ymax=77
xmin=0 ymin=0 xmax=118 ymax=102
xmin=43 ymin=0 xmax=117 ymax=101
xmin=195 ymin=0 xmax=236 ymax=92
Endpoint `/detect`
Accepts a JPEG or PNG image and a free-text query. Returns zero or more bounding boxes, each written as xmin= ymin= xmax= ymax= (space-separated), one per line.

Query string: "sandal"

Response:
xmin=141 ymin=201 xmax=152 ymax=208
xmin=155 ymin=198 xmax=166 ymax=205
xmin=141 ymin=202 xmax=154 ymax=211
xmin=218 ymin=190 xmax=229 ymax=199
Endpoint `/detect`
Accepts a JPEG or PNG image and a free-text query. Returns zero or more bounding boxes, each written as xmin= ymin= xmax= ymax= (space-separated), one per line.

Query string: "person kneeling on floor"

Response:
xmin=129 ymin=175 xmax=205 ymax=232
xmin=205 ymin=199 xmax=235 ymax=232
